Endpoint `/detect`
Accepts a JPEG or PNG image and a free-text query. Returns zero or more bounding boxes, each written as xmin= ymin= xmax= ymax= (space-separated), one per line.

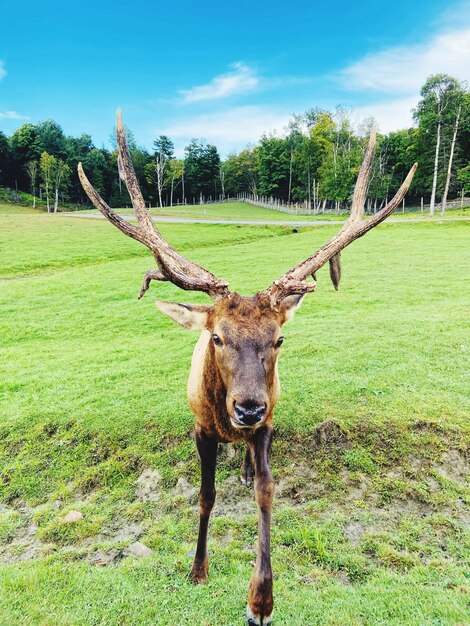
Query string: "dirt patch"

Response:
xmin=136 ymin=468 xmax=162 ymax=502
xmin=1 ymin=432 xmax=469 ymax=564
xmin=344 ymin=521 xmax=366 ymax=545
xmin=314 ymin=420 xmax=351 ymax=448
xmin=436 ymin=449 xmax=469 ymax=484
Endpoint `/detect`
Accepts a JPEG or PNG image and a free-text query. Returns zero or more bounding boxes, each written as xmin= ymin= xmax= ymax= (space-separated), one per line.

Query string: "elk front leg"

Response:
xmin=191 ymin=430 xmax=218 ymax=584
xmin=241 ymin=446 xmax=254 ymax=487
xmin=247 ymin=426 xmax=274 ymax=625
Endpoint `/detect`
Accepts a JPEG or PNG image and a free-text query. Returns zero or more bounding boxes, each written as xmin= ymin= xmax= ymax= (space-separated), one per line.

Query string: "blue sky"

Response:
xmin=1 ymin=0 xmax=469 ymax=155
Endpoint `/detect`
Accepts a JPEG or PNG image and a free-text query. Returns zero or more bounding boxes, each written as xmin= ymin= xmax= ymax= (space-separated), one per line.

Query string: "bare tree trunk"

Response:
xmin=170 ymin=176 xmax=175 ymax=207
xmin=429 ymin=119 xmax=441 ymax=216
xmin=45 ymin=183 xmax=50 ymax=213
xmin=288 ymin=151 xmax=293 ymax=206
xmin=441 ymin=105 xmax=461 ymax=216
xmin=54 ymin=168 xmax=63 ymax=213
xmin=307 ymin=168 xmax=311 ymax=210
xmin=26 ymin=161 xmax=37 ymax=209
xmin=219 ymin=167 xmax=225 ymax=200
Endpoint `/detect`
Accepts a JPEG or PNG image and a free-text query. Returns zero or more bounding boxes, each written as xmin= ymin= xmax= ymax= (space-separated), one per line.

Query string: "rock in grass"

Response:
xmin=89 ymin=549 xmax=123 ymax=567
xmin=126 ymin=541 xmax=152 ymax=557
xmin=62 ymin=510 xmax=83 ymax=523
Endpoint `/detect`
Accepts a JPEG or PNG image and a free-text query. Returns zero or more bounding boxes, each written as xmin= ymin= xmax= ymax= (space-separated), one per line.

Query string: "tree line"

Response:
xmin=0 ymin=74 xmax=468 ymax=214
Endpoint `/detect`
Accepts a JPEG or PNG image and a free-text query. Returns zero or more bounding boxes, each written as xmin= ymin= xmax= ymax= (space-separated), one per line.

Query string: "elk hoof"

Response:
xmin=191 ymin=559 xmax=209 ymax=584
xmin=241 ymin=474 xmax=253 ymax=487
xmin=241 ymin=459 xmax=254 ymax=487
xmin=247 ymin=606 xmax=273 ymax=625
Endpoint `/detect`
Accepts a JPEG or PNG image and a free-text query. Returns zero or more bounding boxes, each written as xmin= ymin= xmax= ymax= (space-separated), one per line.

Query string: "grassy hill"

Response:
xmin=0 ymin=206 xmax=468 ymax=624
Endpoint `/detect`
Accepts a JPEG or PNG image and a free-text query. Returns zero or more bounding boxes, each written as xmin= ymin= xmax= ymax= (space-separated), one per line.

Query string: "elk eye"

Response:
xmin=212 ymin=334 xmax=222 ymax=346
xmin=275 ymin=336 xmax=284 ymax=348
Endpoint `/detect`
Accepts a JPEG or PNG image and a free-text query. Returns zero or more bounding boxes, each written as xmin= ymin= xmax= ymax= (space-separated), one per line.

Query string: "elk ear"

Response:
xmin=155 ymin=301 xmax=212 ymax=330
xmin=279 ymin=294 xmax=305 ymax=324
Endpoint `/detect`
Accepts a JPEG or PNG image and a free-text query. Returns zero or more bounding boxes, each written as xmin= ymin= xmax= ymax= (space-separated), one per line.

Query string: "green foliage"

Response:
xmin=258 ymin=136 xmax=290 ymax=197
xmin=457 ymin=164 xmax=470 ymax=194
xmin=153 ymin=135 xmax=174 ymax=160
xmin=36 ymin=119 xmax=67 ymax=159
xmin=0 ymin=131 xmax=10 ymax=186
xmin=82 ymin=148 xmax=107 ymax=195
xmin=184 ymin=139 xmax=220 ymax=198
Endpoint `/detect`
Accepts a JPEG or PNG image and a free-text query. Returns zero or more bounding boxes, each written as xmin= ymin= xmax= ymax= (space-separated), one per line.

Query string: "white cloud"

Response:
xmin=341 ymin=27 xmax=470 ymax=94
xmin=0 ymin=61 xmax=6 ymax=80
xmin=162 ymin=105 xmax=290 ymax=155
xmin=179 ymin=63 xmax=259 ymax=103
xmin=350 ymin=96 xmax=419 ymax=133
xmin=0 ymin=110 xmax=27 ymax=120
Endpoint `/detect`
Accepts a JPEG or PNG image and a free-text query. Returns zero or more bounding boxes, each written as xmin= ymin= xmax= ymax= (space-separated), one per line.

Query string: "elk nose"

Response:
xmin=234 ymin=401 xmax=266 ymax=426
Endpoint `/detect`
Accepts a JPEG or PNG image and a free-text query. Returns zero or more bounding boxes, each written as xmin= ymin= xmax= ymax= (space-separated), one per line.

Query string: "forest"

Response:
xmin=0 ymin=74 xmax=468 ymax=215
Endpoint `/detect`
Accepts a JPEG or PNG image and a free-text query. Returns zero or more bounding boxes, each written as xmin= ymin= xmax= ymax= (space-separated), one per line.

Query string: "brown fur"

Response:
xmin=191 ymin=294 xmax=286 ymax=442
xmin=157 ymin=292 xmax=303 ymax=623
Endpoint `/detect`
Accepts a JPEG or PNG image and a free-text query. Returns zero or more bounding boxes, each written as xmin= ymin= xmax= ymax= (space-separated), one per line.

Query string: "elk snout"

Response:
xmin=233 ymin=400 xmax=266 ymax=427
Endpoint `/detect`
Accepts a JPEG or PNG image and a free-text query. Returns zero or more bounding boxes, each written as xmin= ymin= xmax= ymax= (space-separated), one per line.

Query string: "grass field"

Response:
xmin=0 ymin=202 xmax=469 ymax=625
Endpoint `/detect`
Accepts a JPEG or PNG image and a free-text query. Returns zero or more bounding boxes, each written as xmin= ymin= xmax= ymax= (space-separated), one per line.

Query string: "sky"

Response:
xmin=1 ymin=0 xmax=469 ymax=156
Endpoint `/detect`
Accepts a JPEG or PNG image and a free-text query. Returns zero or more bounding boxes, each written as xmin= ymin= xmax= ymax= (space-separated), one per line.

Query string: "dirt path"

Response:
xmin=62 ymin=213 xmax=470 ymax=226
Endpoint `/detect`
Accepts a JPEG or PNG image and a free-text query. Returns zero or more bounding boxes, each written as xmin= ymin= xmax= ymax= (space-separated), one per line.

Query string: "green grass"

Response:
xmin=0 ymin=208 xmax=469 ymax=624
xmin=78 ymin=200 xmax=326 ymax=221
xmin=0 ymin=201 xmax=43 ymax=215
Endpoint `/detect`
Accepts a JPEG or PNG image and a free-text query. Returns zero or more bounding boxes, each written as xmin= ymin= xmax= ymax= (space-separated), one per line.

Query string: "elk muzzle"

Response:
xmin=233 ymin=400 xmax=266 ymax=427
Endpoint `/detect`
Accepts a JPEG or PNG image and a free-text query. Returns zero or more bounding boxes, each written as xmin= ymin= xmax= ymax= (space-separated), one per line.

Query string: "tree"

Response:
xmin=257 ymin=137 xmax=290 ymax=198
xmin=82 ymin=149 xmax=107 ymax=195
xmin=153 ymin=135 xmax=174 ymax=161
xmin=36 ymin=120 xmax=67 ymax=159
xmin=184 ymin=140 xmax=220 ymax=200
xmin=167 ymin=159 xmax=184 ymax=206
xmin=25 ymin=161 xmax=38 ymax=207
xmin=40 ymin=152 xmax=55 ymax=212
xmin=9 ymin=124 xmax=40 ymax=189
xmin=52 ymin=159 xmax=70 ymax=212
xmin=441 ymin=101 xmax=462 ymax=215
xmin=0 ymin=131 xmax=9 ymax=185
xmin=148 ymin=135 xmax=175 ymax=206
xmin=66 ymin=133 xmax=93 ymax=162
xmin=145 ymin=155 xmax=167 ymax=207
xmin=40 ymin=152 xmax=70 ymax=212
xmin=236 ymin=148 xmax=260 ymax=196
xmin=457 ymin=165 xmax=470 ymax=195
xmin=414 ymin=74 xmax=463 ymax=215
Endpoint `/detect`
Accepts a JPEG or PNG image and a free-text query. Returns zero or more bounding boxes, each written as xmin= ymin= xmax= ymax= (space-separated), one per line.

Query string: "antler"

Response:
xmin=78 ymin=110 xmax=230 ymax=300
xmin=261 ymin=128 xmax=418 ymax=305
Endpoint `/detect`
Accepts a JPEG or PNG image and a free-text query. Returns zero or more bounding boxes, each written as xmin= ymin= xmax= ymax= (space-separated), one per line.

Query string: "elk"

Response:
xmin=78 ymin=113 xmax=417 ymax=626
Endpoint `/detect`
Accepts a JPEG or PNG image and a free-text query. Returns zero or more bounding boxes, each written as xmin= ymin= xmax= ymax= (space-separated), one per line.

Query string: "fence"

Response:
xmin=237 ymin=192 xmax=470 ymax=216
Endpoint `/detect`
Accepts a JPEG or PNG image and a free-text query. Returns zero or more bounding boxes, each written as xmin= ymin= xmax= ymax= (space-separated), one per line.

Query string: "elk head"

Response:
xmin=78 ymin=111 xmax=417 ymax=430
xmin=155 ymin=293 xmax=303 ymax=430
